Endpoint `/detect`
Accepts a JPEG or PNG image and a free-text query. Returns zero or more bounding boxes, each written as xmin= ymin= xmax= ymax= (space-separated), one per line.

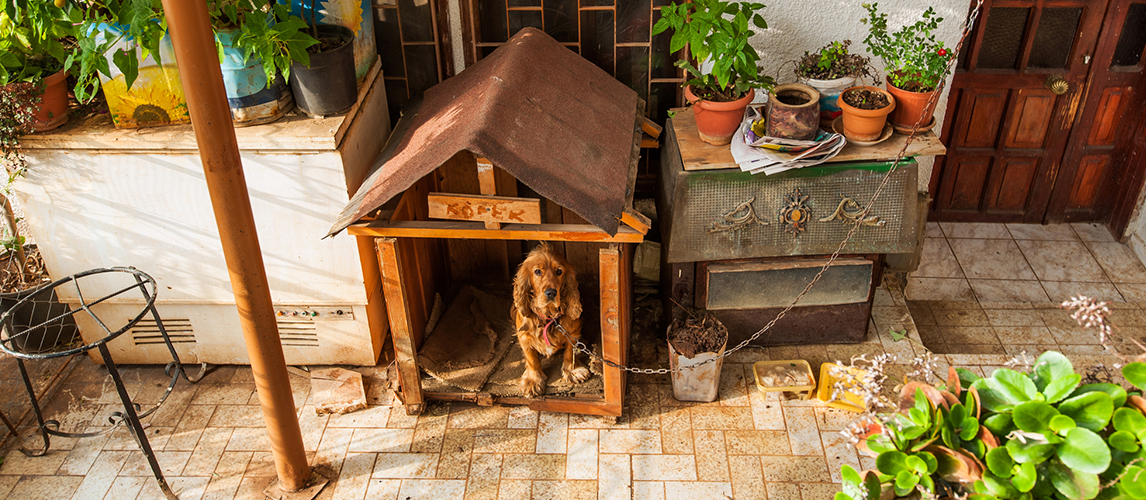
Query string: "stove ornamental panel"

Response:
xmin=664 ymin=162 xmax=919 ymax=263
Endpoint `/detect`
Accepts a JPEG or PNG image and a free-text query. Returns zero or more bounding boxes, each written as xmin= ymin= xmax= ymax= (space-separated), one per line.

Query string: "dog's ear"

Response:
xmin=513 ymin=256 xmax=534 ymax=319
xmin=562 ymin=266 xmax=582 ymax=320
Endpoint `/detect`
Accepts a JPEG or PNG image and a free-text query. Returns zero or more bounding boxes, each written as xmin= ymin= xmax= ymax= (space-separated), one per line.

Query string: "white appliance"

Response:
xmin=14 ymin=66 xmax=392 ymax=366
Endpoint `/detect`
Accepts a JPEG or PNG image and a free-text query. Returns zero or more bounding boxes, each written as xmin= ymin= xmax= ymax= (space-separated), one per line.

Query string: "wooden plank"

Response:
xmin=619 ymin=243 xmax=632 ymax=399
xmin=530 ymin=399 xmax=621 ymax=417
xmin=599 ymin=245 xmax=624 ymax=413
xmin=376 ymin=237 xmax=424 ymax=415
xmin=642 ymin=116 xmax=663 ymax=139
xmin=348 ymin=220 xmax=646 ymax=242
xmin=619 ymin=208 xmax=651 ymax=234
xmin=427 ymin=193 xmax=542 ymax=224
xmin=474 ymin=156 xmax=500 ymax=229
xmin=669 ymin=106 xmax=947 ymax=171
xmin=641 ymin=134 xmax=660 ymax=149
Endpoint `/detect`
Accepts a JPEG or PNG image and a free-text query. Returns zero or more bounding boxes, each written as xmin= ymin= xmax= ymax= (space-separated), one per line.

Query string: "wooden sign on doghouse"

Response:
xmin=427 ymin=193 xmax=542 ymax=228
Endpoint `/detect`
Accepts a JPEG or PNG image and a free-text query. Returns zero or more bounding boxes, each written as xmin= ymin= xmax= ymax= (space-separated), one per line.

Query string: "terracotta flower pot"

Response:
xmin=885 ymin=78 xmax=939 ymax=132
xmin=31 ymin=69 xmax=69 ymax=132
xmin=685 ymin=86 xmax=755 ymax=146
xmin=838 ymin=86 xmax=896 ymax=142
xmin=766 ymin=83 xmax=820 ymax=141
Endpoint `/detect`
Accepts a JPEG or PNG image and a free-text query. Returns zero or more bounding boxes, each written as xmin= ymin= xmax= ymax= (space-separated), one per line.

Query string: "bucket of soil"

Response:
xmin=838 ymin=86 xmax=895 ymax=142
xmin=667 ymin=312 xmax=728 ymax=402
xmin=289 ymin=24 xmax=357 ymax=116
xmin=0 ymin=246 xmax=78 ymax=354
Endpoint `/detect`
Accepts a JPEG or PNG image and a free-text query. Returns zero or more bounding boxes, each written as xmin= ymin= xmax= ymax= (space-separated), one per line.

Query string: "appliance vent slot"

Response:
xmin=276 ymin=320 xmax=320 ymax=347
xmin=132 ymin=318 xmax=195 ymax=345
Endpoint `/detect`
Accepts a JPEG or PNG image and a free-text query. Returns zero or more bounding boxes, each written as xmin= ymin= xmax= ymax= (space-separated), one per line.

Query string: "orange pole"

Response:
xmin=160 ymin=0 xmax=311 ymax=491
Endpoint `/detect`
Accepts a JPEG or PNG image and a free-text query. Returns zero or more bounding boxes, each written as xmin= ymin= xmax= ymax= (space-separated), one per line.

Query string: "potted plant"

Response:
xmin=837 ymin=85 xmax=895 ymax=142
xmin=206 ymin=0 xmax=317 ymax=125
xmin=1 ymin=1 xmax=76 ymax=132
xmin=793 ymin=40 xmax=880 ymax=129
xmin=288 ymin=1 xmax=357 ymax=117
xmin=862 ymin=3 xmax=953 ymax=133
xmin=652 ymin=0 xmax=775 ymax=146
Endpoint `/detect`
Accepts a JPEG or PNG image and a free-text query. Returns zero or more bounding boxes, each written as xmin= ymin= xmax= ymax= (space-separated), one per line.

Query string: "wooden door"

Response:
xmin=1051 ymin=0 xmax=1146 ymax=230
xmin=929 ymin=0 xmax=1135 ymax=223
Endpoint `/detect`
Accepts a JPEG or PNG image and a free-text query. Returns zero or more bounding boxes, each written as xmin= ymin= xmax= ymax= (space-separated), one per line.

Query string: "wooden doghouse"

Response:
xmin=330 ymin=28 xmax=658 ymax=416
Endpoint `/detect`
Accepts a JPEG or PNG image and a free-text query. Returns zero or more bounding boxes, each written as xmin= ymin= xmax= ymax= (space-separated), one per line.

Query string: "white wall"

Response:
xmin=749 ymin=0 xmax=974 ymax=192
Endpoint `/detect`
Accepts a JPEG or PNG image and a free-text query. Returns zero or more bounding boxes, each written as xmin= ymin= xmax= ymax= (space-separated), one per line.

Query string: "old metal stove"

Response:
xmin=658 ymin=109 xmax=946 ymax=345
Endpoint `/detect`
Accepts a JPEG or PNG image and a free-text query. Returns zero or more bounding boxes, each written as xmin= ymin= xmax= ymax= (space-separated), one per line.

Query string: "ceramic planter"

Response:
xmin=289 ymin=24 xmax=357 ymax=116
xmin=838 ymin=86 xmax=896 ymax=142
xmin=30 ymin=69 xmax=69 ymax=132
xmin=885 ymin=78 xmax=939 ymax=132
xmin=766 ymin=83 xmax=820 ymax=141
xmin=685 ymin=86 xmax=755 ymax=146
xmin=797 ymin=75 xmax=857 ymax=129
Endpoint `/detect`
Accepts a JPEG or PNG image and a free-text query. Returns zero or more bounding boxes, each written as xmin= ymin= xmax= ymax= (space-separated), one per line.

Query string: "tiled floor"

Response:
xmin=0 ymin=223 xmax=1132 ymax=500
xmin=906 ymin=222 xmax=1146 ymax=356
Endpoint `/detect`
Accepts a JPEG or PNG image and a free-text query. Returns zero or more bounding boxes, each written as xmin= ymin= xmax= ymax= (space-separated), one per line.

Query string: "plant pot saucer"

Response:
xmin=890 ymin=115 xmax=936 ymax=135
xmin=833 ymin=117 xmax=893 ymax=147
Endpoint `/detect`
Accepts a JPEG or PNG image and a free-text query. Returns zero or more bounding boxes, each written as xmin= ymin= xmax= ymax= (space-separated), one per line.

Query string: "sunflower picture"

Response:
xmin=100 ymin=65 xmax=191 ymax=129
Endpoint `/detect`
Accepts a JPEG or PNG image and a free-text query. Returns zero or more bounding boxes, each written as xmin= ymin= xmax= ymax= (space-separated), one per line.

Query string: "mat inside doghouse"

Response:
xmin=417 ymin=285 xmax=604 ymax=398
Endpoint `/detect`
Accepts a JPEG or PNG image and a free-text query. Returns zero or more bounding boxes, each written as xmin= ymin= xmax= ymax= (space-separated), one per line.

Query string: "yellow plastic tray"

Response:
xmin=816 ymin=362 xmax=868 ymax=412
xmin=752 ymin=360 xmax=816 ymax=400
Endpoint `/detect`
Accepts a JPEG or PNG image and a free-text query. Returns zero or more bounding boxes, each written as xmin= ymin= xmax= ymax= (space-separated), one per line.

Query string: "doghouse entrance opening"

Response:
xmin=416 ymin=282 xmax=606 ymax=400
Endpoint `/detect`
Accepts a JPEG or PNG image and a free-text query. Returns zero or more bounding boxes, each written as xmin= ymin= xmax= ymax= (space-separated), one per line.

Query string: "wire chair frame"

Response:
xmin=0 ymin=267 xmax=207 ymax=500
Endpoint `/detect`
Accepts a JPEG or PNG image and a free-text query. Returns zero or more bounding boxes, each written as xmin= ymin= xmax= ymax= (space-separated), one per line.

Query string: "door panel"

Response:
xmin=1086 ymin=87 xmax=1128 ymax=146
xmin=957 ymin=90 xmax=1010 ymax=148
xmin=938 ymin=156 xmax=992 ymax=211
xmin=988 ymin=158 xmax=1039 ymax=212
xmin=931 ymin=0 xmax=1110 ymax=222
xmin=1004 ymin=90 xmax=1055 ymax=148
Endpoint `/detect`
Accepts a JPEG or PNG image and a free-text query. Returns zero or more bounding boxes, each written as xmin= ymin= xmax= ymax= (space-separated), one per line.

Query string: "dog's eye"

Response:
xmin=555 ymin=269 xmax=563 ymax=276
xmin=533 ymin=269 xmax=542 ymax=276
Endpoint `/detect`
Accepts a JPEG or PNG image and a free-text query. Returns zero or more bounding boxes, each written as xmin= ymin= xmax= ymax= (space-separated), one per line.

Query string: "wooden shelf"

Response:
xmin=670 ymin=106 xmax=946 ymax=172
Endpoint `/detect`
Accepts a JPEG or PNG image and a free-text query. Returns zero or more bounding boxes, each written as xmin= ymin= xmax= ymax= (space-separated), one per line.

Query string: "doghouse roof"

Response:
xmin=329 ymin=28 xmax=642 ymax=237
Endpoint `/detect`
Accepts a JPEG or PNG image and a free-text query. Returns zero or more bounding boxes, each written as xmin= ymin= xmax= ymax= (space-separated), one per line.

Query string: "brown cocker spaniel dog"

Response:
xmin=512 ymin=243 xmax=589 ymax=397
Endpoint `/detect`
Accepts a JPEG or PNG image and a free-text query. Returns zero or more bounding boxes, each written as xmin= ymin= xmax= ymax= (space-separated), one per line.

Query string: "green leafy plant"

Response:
xmin=1 ymin=0 xmax=75 ymax=87
xmin=651 ymin=0 xmax=774 ymax=102
xmin=861 ymin=3 xmax=953 ymax=92
xmin=794 ymin=40 xmax=880 ymax=83
xmin=70 ymin=0 xmax=170 ymax=103
xmin=206 ymin=0 xmax=317 ymax=83
xmin=836 ymin=366 xmax=991 ymax=500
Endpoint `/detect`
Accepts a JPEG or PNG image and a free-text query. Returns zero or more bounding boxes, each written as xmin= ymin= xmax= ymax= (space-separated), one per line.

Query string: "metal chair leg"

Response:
xmin=99 ymin=343 xmax=178 ymax=500
xmin=14 ymin=358 xmax=50 ymax=457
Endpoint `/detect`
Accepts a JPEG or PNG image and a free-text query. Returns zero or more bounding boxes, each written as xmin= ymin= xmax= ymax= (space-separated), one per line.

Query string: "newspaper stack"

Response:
xmin=731 ymin=106 xmax=847 ymax=175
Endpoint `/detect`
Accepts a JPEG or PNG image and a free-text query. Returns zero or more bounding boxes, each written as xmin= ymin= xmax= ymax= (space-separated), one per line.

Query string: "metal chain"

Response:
xmin=564 ymin=0 xmax=986 ymax=375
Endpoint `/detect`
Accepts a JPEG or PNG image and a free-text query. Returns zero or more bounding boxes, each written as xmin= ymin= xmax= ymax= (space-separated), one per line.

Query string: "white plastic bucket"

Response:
xmin=668 ymin=338 xmax=727 ymax=402
xmin=798 ymin=76 xmax=858 ymax=127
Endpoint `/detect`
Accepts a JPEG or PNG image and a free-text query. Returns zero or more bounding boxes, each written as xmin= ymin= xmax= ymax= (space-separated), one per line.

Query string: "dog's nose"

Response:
xmin=544 ymin=288 xmax=557 ymax=300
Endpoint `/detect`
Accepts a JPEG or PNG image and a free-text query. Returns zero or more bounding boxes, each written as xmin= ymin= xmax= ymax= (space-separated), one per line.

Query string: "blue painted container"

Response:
xmin=217 ymin=29 xmax=294 ymax=126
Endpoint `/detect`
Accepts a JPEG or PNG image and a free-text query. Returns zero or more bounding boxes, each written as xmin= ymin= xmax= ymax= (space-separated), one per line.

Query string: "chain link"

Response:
xmin=563 ymin=0 xmax=986 ymax=375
